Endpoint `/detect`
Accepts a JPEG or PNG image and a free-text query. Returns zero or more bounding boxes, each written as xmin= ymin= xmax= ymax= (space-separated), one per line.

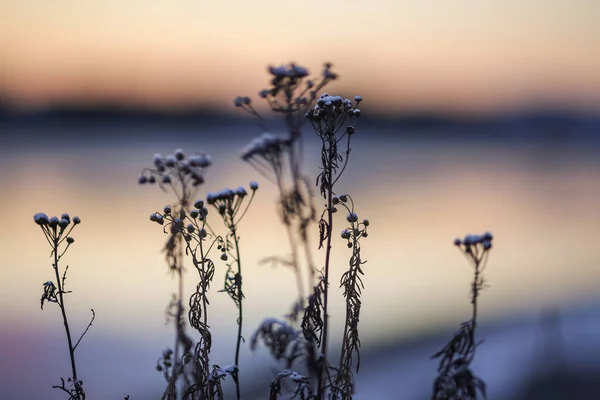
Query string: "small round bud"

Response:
xmin=66 ymin=237 xmax=75 ymax=244
xmin=162 ymin=175 xmax=172 ymax=184
xmin=347 ymin=242 xmax=353 ymax=248
xmin=189 ymin=210 xmax=199 ymax=218
xmin=339 ymin=194 xmax=348 ymax=202
xmin=153 ymin=153 xmax=163 ymax=167
xmin=73 ymin=216 xmax=81 ymax=224
xmin=164 ymin=205 xmax=172 ymax=214
xmin=354 ymin=95 xmax=362 ymax=102
xmin=174 ymin=149 xmax=185 ymax=161
xmin=199 ymin=208 xmax=208 ymax=219
xmin=235 ymin=186 xmax=247 ymax=197
xmin=164 ymin=155 xmax=176 ymax=167
xmin=331 ymin=207 xmax=337 ymax=213
xmin=332 ymin=196 xmax=340 ymax=205
xmin=59 ymin=219 xmax=69 ymax=228
xmin=341 ymin=229 xmax=351 ymax=239
xmin=33 ymin=212 xmax=50 ymax=225
xmin=61 ymin=213 xmax=70 ymax=223
xmin=362 ymin=219 xmax=369 ymax=227
xmin=250 ymin=181 xmax=259 ymax=191
xmin=346 ymin=126 xmax=355 ymax=135
xmin=199 ymin=228 xmax=207 ymax=238
xmin=353 ymin=109 xmax=361 ymax=117
xmin=454 ymin=238 xmax=461 ymax=246
xmin=194 ymin=200 xmax=204 ymax=209
xmin=150 ymin=213 xmax=158 ymax=222
xmin=49 ymin=216 xmax=59 ymax=227
xmin=186 ymin=224 xmax=195 ymax=233
xmin=148 ymin=175 xmax=156 ymax=184
xmin=221 ymin=253 xmax=228 ymax=261
xmin=346 ymin=212 xmax=358 ymax=223
xmin=138 ymin=175 xmax=148 ymax=184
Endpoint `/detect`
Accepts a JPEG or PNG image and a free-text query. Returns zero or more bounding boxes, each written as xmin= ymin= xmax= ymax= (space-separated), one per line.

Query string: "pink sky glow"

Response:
xmin=1 ymin=0 xmax=599 ymax=114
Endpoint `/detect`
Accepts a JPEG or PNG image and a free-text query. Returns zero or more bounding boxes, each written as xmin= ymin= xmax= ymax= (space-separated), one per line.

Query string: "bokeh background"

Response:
xmin=1 ymin=1 xmax=600 ymax=399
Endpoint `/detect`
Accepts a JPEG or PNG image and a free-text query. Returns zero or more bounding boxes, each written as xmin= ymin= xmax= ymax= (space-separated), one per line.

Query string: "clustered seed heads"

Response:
xmin=206 ymin=182 xmax=258 ymax=221
xmin=235 ymin=63 xmax=338 ymax=123
xmin=307 ymin=93 xmax=362 ymax=136
xmin=454 ymin=232 xmax=493 ymax=266
xmin=334 ymin=195 xmax=369 ymax=247
xmin=139 ymin=150 xmax=212 ymax=201
xmin=431 ymin=233 xmax=493 ymax=400
xmin=241 ymin=133 xmax=290 ymax=163
xmin=33 ymin=212 xmax=80 ymax=254
xmin=149 ymin=199 xmax=212 ymax=240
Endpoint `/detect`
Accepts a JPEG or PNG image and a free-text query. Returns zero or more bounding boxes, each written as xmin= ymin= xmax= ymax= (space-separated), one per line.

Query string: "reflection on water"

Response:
xmin=1 ymin=124 xmax=600 ymax=398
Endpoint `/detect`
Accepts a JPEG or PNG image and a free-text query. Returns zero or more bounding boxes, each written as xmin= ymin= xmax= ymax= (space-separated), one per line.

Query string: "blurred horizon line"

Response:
xmin=1 ymin=100 xmax=599 ymax=121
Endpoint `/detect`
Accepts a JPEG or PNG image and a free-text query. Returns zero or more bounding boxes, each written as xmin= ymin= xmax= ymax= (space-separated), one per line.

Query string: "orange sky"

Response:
xmin=1 ymin=0 xmax=599 ymax=114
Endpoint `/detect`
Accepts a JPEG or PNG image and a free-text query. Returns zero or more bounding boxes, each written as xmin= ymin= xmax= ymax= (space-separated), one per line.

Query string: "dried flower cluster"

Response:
xmin=139 ymin=150 xmax=212 ymax=205
xmin=34 ymin=212 xmax=94 ymax=400
xmin=235 ymin=63 xmax=370 ymax=400
xmin=431 ymin=233 xmax=493 ymax=400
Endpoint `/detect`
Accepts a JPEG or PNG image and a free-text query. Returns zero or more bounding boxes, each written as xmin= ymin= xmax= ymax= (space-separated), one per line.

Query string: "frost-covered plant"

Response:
xmin=140 ymin=150 xmax=212 ymax=398
xmin=431 ymin=233 xmax=493 ymax=400
xmin=238 ymin=63 xmax=338 ymax=316
xmin=34 ymin=212 xmax=93 ymax=400
xmin=149 ymin=198 xmax=229 ymax=399
xmin=205 ymin=183 xmax=259 ymax=399
xmin=144 ymin=149 xmax=258 ymax=399
xmin=237 ymin=63 xmax=369 ymax=399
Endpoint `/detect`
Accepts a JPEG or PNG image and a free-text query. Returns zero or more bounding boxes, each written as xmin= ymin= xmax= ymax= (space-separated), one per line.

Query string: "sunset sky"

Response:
xmin=1 ymin=0 xmax=599 ymax=114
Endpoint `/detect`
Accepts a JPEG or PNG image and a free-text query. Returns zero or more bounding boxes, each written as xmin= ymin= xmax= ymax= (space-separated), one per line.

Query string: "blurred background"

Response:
xmin=1 ymin=1 xmax=599 ymax=399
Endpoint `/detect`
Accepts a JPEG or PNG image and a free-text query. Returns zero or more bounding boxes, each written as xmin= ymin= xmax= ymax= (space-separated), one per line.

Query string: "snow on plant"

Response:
xmin=205 ymin=183 xmax=259 ymax=399
xmin=237 ymin=62 xmax=369 ymax=399
xmin=143 ymin=147 xmax=258 ymax=399
xmin=30 ymin=61 xmax=498 ymax=400
xmin=140 ymin=149 xmax=215 ymax=398
xmin=33 ymin=212 xmax=94 ymax=400
xmin=431 ymin=233 xmax=493 ymax=400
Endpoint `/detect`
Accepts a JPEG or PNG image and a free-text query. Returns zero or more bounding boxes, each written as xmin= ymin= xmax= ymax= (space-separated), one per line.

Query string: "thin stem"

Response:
xmin=317 ymin=140 xmax=335 ymax=398
xmin=73 ymin=309 xmax=95 ymax=351
xmin=53 ymin=235 xmax=80 ymax=398
xmin=231 ymin=223 xmax=243 ymax=400
xmin=468 ymin=260 xmax=480 ymax=362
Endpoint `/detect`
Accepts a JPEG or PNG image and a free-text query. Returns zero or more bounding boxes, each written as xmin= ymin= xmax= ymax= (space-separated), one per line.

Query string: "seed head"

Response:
xmin=33 ymin=212 xmax=49 ymax=225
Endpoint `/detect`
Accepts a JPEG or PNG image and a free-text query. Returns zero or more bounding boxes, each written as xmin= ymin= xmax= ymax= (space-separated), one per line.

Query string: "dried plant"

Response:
xmin=28 ymin=61 xmax=506 ymax=400
xmin=205 ymin=183 xmax=259 ymax=399
xmin=431 ymin=233 xmax=493 ymax=400
xmin=140 ymin=150 xmax=213 ymax=398
xmin=238 ymin=63 xmax=369 ymax=399
xmin=33 ymin=212 xmax=94 ymax=400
